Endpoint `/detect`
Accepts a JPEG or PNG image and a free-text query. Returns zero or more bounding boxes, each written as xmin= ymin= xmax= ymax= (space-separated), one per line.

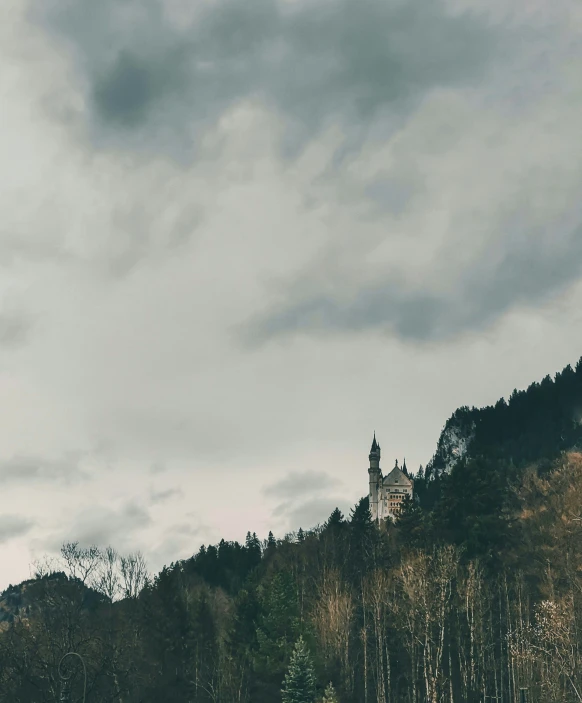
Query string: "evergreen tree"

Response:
xmin=321 ymin=507 xmax=348 ymax=572
xmin=140 ymin=566 xmax=195 ymax=700
xmin=348 ymin=497 xmax=379 ymax=577
xmin=396 ymin=494 xmax=425 ymax=548
xmin=262 ymin=530 xmax=278 ymax=564
xmin=413 ymin=465 xmax=427 ymax=504
xmin=281 ymin=635 xmax=317 ymax=703
xmin=255 ymin=570 xmax=300 ymax=682
xmin=325 ymin=508 xmax=345 ymax=529
xmin=349 ymin=497 xmax=373 ymax=531
xmin=245 ymin=531 xmax=262 ymax=570
xmin=433 ymin=456 xmax=511 ymax=558
xmin=322 ymin=681 xmax=339 ymax=702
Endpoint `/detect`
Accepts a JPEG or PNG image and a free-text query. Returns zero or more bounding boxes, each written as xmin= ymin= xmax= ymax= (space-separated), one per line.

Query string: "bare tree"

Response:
xmin=398 ymin=546 xmax=459 ymax=703
xmin=363 ymin=569 xmax=391 ymax=703
xmin=30 ymin=554 xmax=59 ymax=580
xmin=312 ymin=568 xmax=354 ymax=695
xmin=120 ymin=551 xmax=150 ymax=599
xmin=95 ymin=546 xmax=122 ymax=603
xmin=60 ymin=542 xmax=102 ymax=587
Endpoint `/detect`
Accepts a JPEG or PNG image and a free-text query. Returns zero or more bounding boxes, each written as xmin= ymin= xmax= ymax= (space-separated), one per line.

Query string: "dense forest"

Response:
xmin=3 ymin=358 xmax=582 ymax=702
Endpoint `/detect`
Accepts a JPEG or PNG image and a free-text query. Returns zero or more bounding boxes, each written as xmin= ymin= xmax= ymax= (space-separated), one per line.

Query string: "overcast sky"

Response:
xmin=0 ymin=0 xmax=581 ymax=590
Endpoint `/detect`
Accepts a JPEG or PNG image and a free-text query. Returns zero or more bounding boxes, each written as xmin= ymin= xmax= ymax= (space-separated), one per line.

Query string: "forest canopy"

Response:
xmin=3 ymin=358 xmax=582 ymax=702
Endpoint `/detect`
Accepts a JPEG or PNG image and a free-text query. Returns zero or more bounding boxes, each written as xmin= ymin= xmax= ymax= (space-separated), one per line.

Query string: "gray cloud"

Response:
xmin=263 ymin=470 xmax=332 ymax=500
xmin=149 ymin=462 xmax=167 ymax=475
xmin=240 ymin=221 xmax=582 ymax=345
xmin=93 ymin=50 xmax=170 ymax=129
xmin=42 ymin=502 xmax=153 ymax=553
xmin=363 ymin=172 xmax=420 ymax=217
xmin=0 ymin=515 xmax=34 ymax=544
xmin=0 ymin=232 xmax=73 ymax=268
xmin=0 ymin=312 xmax=34 ymax=348
xmin=31 ymin=0 xmax=504 ymax=161
xmin=0 ymin=453 xmax=88 ymax=485
xmin=149 ymin=486 xmax=182 ymax=504
xmin=165 ymin=522 xmax=207 ymax=538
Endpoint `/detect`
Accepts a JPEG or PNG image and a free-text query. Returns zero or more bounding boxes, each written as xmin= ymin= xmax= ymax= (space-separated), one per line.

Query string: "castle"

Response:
xmin=367 ymin=433 xmax=413 ymax=521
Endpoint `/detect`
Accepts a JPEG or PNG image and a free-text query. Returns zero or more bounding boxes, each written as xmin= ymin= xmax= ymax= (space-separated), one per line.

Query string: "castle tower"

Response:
xmin=368 ymin=432 xmax=382 ymax=522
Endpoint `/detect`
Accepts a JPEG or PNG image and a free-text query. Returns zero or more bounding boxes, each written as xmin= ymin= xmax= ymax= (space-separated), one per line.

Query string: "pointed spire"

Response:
xmin=369 ymin=432 xmax=381 ymax=465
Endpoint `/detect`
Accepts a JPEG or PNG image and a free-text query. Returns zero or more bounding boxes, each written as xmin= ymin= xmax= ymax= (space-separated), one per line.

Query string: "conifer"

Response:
xmin=322 ymin=681 xmax=339 ymax=702
xmin=325 ymin=508 xmax=345 ymax=529
xmin=281 ymin=635 xmax=317 ymax=703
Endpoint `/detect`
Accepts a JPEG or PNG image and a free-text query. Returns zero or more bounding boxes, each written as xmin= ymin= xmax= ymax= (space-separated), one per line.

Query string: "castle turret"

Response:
xmin=368 ymin=432 xmax=382 ymax=521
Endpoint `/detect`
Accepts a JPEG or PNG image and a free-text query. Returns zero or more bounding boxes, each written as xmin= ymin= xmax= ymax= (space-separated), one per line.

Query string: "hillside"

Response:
xmin=0 ymin=571 xmax=106 ymax=632
xmin=3 ymin=358 xmax=582 ymax=702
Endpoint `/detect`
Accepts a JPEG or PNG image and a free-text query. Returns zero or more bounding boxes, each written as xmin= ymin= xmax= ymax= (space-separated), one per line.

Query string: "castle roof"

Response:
xmin=383 ymin=466 xmax=412 ymax=487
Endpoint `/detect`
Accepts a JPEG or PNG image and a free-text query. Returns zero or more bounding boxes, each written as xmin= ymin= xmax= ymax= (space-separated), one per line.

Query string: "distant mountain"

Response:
xmin=425 ymin=357 xmax=582 ymax=479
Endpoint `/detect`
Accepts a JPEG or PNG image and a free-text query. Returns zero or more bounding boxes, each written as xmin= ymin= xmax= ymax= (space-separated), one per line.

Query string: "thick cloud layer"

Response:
xmin=0 ymin=0 xmax=580 ymax=591
xmin=242 ymin=222 xmax=582 ymax=344
xmin=32 ymin=0 xmax=502 ymax=160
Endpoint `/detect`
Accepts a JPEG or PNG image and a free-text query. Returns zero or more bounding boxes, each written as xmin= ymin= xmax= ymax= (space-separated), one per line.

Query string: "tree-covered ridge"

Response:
xmin=4 ymin=459 xmax=582 ymax=703
xmin=5 ymin=359 xmax=582 ymax=700
xmin=425 ymin=356 xmax=582 ymax=479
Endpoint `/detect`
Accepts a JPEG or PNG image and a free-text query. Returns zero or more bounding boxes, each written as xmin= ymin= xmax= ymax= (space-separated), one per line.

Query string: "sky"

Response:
xmin=0 ymin=0 xmax=581 ymax=590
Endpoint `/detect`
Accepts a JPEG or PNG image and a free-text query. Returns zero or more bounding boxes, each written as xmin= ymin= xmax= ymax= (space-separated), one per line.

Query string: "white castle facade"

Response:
xmin=368 ymin=433 xmax=413 ymax=521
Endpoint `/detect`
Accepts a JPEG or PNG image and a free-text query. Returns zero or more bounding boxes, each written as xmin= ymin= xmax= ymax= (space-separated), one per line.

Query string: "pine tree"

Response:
xmin=281 ymin=636 xmax=317 ymax=703
xmin=255 ymin=571 xmax=300 ymax=682
xmin=267 ymin=530 xmax=277 ymax=549
xmin=245 ymin=531 xmax=262 ymax=570
xmin=349 ymin=497 xmax=374 ymax=531
xmin=396 ymin=494 xmax=425 ymax=548
xmin=322 ymin=681 xmax=339 ymax=702
xmin=325 ymin=508 xmax=345 ymax=529
xmin=141 ymin=566 xmax=197 ymax=699
xmin=348 ymin=497 xmax=378 ymax=578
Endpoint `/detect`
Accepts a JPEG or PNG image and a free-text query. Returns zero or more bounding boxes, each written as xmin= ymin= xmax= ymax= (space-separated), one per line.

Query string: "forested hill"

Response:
xmin=4 ymin=360 xmax=582 ymax=701
xmin=424 ymin=356 xmax=582 ymax=480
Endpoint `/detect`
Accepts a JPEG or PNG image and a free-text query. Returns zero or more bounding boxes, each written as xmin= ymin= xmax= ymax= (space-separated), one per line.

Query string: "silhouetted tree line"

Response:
xmin=4 ymin=358 xmax=582 ymax=701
